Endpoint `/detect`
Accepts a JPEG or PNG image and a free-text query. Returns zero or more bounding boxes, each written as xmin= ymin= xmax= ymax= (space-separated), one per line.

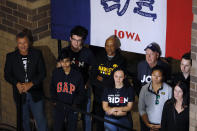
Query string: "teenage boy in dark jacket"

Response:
xmin=58 ymin=25 xmax=95 ymax=131
xmin=91 ymin=35 xmax=127 ymax=131
xmin=51 ymin=51 xmax=85 ymax=131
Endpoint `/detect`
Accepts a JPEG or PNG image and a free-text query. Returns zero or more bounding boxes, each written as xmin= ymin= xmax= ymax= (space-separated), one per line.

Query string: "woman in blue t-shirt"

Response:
xmin=102 ymin=68 xmax=134 ymax=131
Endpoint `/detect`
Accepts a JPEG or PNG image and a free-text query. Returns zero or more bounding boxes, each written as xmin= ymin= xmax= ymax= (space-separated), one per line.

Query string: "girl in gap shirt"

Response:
xmin=102 ymin=68 xmax=134 ymax=131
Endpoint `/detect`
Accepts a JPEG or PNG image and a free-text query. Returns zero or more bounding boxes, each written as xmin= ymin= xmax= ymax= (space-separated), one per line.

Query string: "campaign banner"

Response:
xmin=51 ymin=0 xmax=192 ymax=59
xmin=91 ymin=0 xmax=166 ymax=56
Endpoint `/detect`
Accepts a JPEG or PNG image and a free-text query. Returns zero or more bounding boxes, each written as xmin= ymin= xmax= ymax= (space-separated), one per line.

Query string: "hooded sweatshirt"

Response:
xmin=50 ymin=67 xmax=85 ymax=105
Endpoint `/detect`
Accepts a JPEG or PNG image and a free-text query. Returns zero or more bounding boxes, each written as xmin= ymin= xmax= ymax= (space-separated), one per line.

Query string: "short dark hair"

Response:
xmin=58 ymin=51 xmax=70 ymax=61
xmin=181 ymin=52 xmax=192 ymax=65
xmin=70 ymin=25 xmax=88 ymax=40
xmin=22 ymin=28 xmax=33 ymax=44
xmin=151 ymin=65 xmax=164 ymax=75
xmin=151 ymin=65 xmax=165 ymax=81
xmin=16 ymin=31 xmax=29 ymax=41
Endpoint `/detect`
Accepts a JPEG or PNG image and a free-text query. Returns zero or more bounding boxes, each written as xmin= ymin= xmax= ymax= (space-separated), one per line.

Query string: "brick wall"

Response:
xmin=0 ymin=0 xmax=51 ymax=41
xmin=190 ymin=0 xmax=197 ymax=130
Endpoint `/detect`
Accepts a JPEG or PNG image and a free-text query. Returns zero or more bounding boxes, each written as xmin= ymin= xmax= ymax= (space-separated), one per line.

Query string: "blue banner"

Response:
xmin=51 ymin=0 xmax=90 ymax=43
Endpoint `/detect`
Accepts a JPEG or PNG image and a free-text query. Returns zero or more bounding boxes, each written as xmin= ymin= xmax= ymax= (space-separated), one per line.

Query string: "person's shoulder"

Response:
xmin=95 ymin=49 xmax=107 ymax=61
xmin=104 ymin=87 xmax=113 ymax=92
xmin=31 ymin=47 xmax=41 ymax=52
xmin=30 ymin=48 xmax=42 ymax=55
xmin=52 ymin=67 xmax=62 ymax=75
xmin=71 ymin=68 xmax=83 ymax=77
xmin=81 ymin=46 xmax=91 ymax=52
xmin=164 ymin=99 xmax=173 ymax=107
xmin=163 ymin=82 xmax=172 ymax=89
xmin=138 ymin=60 xmax=147 ymax=67
xmin=81 ymin=46 xmax=94 ymax=56
xmin=158 ymin=59 xmax=170 ymax=67
xmin=6 ymin=50 xmax=17 ymax=57
xmin=141 ymin=82 xmax=150 ymax=91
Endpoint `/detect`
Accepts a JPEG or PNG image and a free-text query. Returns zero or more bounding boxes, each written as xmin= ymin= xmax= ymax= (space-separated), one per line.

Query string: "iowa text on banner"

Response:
xmin=51 ymin=0 xmax=192 ymax=59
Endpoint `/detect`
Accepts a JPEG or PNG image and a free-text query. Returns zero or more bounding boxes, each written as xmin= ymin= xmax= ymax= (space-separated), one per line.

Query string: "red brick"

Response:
xmin=1 ymin=6 xmax=12 ymax=14
xmin=27 ymin=0 xmax=37 ymax=2
xmin=14 ymin=23 xmax=26 ymax=31
xmin=33 ymin=25 xmax=48 ymax=34
xmin=0 ymin=0 xmax=6 ymax=6
xmin=19 ymin=19 xmax=37 ymax=28
xmin=18 ymin=5 xmax=37 ymax=16
xmin=6 ymin=14 xmax=18 ymax=23
xmin=7 ymin=27 xmax=17 ymax=34
xmin=190 ymin=90 xmax=197 ymax=98
xmin=190 ymin=97 xmax=195 ymax=104
xmin=192 ymin=45 xmax=197 ymax=53
xmin=38 ymin=4 xmax=50 ymax=13
xmin=38 ymin=17 xmax=50 ymax=27
xmin=193 ymin=23 xmax=197 ymax=30
xmin=47 ymin=10 xmax=50 ymax=17
xmin=33 ymin=35 xmax=38 ymax=41
xmin=0 ymin=11 xmax=6 ymax=18
xmin=13 ymin=10 xmax=27 ymax=20
xmin=2 ymin=19 xmax=13 ymax=27
xmin=191 ymin=52 xmax=196 ymax=60
xmin=0 ymin=23 xmax=7 ymax=31
xmin=6 ymin=1 xmax=17 ymax=10
xmin=31 ymin=12 xmax=47 ymax=21
xmin=39 ymin=30 xmax=50 ymax=39
xmin=191 ymin=82 xmax=196 ymax=90
xmin=191 ymin=75 xmax=197 ymax=83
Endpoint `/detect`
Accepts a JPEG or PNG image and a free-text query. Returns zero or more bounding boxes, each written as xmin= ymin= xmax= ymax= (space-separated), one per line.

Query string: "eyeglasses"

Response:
xmin=71 ymin=38 xmax=82 ymax=43
xmin=155 ymin=95 xmax=160 ymax=105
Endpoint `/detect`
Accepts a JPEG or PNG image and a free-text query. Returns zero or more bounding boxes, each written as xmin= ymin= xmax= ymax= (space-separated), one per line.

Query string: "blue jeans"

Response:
xmin=104 ymin=116 xmax=132 ymax=131
xmin=23 ymin=93 xmax=47 ymax=131
xmin=82 ymin=87 xmax=92 ymax=131
xmin=53 ymin=103 xmax=78 ymax=131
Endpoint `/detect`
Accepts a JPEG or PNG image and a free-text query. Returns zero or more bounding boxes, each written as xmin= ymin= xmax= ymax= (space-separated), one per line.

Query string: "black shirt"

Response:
xmin=61 ymin=46 xmax=95 ymax=84
xmin=171 ymin=72 xmax=190 ymax=88
xmin=91 ymin=50 xmax=127 ymax=102
xmin=161 ymin=99 xmax=189 ymax=131
xmin=102 ymin=86 xmax=134 ymax=118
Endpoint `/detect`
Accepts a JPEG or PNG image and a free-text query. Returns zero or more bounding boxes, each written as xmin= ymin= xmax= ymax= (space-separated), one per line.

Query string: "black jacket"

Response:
xmin=61 ymin=46 xmax=95 ymax=84
xmin=4 ymin=48 xmax=46 ymax=103
xmin=171 ymin=72 xmax=190 ymax=88
xmin=91 ymin=50 xmax=126 ymax=102
xmin=50 ymin=67 xmax=85 ymax=105
xmin=161 ymin=99 xmax=189 ymax=131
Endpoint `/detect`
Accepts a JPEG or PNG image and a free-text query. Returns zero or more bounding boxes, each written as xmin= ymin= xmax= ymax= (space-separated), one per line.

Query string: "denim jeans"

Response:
xmin=22 ymin=93 xmax=47 ymax=131
xmin=53 ymin=103 xmax=78 ymax=131
xmin=82 ymin=87 xmax=92 ymax=131
xmin=104 ymin=116 xmax=132 ymax=131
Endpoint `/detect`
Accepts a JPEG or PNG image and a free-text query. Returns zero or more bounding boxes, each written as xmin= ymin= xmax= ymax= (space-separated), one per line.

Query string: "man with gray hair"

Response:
xmin=136 ymin=42 xmax=171 ymax=95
